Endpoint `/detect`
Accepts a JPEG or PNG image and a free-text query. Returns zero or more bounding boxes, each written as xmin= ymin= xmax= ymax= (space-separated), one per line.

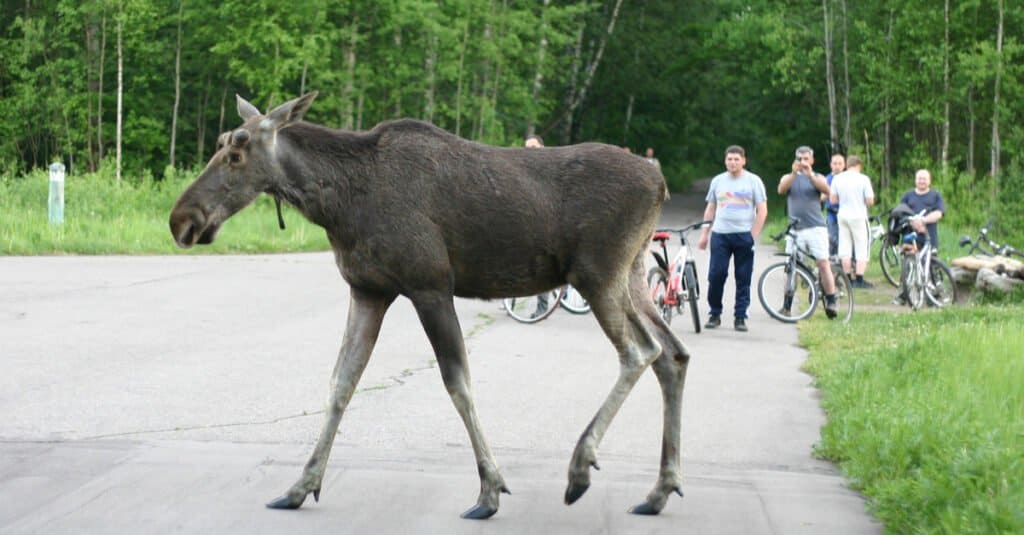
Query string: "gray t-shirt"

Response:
xmin=705 ymin=171 xmax=767 ymax=234
xmin=785 ymin=172 xmax=826 ymax=229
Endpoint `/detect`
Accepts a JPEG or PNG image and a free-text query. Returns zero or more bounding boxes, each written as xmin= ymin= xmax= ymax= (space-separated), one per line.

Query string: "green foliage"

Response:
xmin=802 ymin=307 xmax=1024 ymax=533
xmin=0 ymin=169 xmax=329 ymax=255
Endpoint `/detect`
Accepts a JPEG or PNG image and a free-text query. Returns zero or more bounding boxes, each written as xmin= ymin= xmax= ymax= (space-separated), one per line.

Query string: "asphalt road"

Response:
xmin=0 ymin=185 xmax=880 ymax=534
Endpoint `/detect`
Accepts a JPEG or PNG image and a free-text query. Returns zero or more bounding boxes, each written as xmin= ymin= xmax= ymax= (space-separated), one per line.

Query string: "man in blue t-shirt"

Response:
xmin=697 ymin=145 xmax=768 ymax=332
xmin=824 ymin=154 xmax=846 ymax=257
xmin=900 ymin=168 xmax=945 ymax=250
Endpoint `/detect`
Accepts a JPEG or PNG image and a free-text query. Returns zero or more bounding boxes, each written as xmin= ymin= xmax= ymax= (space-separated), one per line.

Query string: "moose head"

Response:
xmin=169 ymin=92 xmax=318 ymax=248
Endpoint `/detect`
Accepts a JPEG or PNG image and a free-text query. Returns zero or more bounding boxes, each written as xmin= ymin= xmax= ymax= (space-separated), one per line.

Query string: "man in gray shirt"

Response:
xmin=697 ymin=145 xmax=768 ymax=332
xmin=777 ymin=146 xmax=838 ymax=318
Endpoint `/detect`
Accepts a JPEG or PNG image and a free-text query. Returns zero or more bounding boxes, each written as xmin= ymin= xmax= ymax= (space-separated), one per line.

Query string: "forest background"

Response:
xmin=2 ymin=0 xmax=1021 ymax=244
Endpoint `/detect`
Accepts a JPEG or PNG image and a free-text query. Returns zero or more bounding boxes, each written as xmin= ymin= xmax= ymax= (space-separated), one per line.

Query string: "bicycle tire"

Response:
xmin=758 ymin=261 xmax=818 ymax=323
xmin=830 ymin=269 xmax=855 ymax=323
xmin=879 ymin=242 xmax=901 ymax=287
xmin=683 ymin=262 xmax=701 ymax=333
xmin=925 ymin=259 xmax=957 ymax=308
xmin=559 ymin=285 xmax=592 ymax=314
xmin=503 ymin=288 xmax=562 ymax=324
xmin=647 ymin=266 xmax=672 ymax=324
xmin=903 ymin=255 xmax=925 ymax=310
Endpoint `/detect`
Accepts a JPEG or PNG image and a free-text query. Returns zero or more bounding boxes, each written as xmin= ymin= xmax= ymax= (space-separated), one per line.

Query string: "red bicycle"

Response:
xmin=648 ymin=221 xmax=709 ymax=333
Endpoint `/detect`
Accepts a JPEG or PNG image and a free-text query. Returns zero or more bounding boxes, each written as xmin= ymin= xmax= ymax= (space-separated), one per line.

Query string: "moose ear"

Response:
xmin=264 ymin=92 xmax=318 ymax=130
xmin=237 ymin=95 xmax=261 ymax=120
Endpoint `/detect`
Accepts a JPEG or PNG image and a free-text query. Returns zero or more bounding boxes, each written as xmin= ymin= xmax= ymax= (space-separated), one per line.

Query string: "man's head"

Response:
xmin=795 ymin=146 xmax=815 ymax=173
xmin=846 ymin=155 xmax=862 ymax=171
xmin=524 ymin=134 xmax=544 ymax=148
xmin=724 ymin=145 xmax=746 ymax=176
xmin=915 ymin=169 xmax=932 ymax=193
xmin=830 ymin=154 xmax=846 ymax=174
xmin=646 ymin=147 xmax=655 ymax=158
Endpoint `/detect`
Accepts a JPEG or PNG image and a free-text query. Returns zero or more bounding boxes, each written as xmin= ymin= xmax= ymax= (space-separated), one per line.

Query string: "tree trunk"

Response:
xmin=341 ymin=16 xmax=358 ymax=129
xmin=97 ymin=7 xmax=106 ymax=163
xmin=85 ymin=13 xmax=98 ymax=171
xmin=300 ymin=61 xmax=308 ymax=96
xmin=967 ymin=86 xmax=975 ymax=176
xmin=423 ymin=30 xmax=437 ymax=124
xmin=218 ymin=82 xmax=227 ymax=139
xmin=941 ymin=0 xmax=950 ymax=173
xmin=823 ymin=0 xmax=838 ymax=153
xmin=527 ymin=0 xmax=550 ymax=137
xmin=560 ymin=23 xmax=584 ymax=145
xmin=546 ymin=0 xmax=624 ymax=133
xmin=169 ymin=0 xmax=184 ymax=168
xmin=196 ymin=75 xmax=210 ymax=163
xmin=840 ymin=0 xmax=851 ymax=151
xmin=990 ymin=0 xmax=1003 ymax=187
xmin=116 ymin=5 xmax=123 ymax=181
xmin=454 ymin=21 xmax=469 ymax=137
xmin=393 ymin=27 xmax=402 ymax=117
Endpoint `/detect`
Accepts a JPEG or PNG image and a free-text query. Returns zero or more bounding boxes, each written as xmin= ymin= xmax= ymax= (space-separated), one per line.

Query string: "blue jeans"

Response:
xmin=826 ymin=212 xmax=839 ymax=258
xmin=707 ymin=231 xmax=756 ymax=319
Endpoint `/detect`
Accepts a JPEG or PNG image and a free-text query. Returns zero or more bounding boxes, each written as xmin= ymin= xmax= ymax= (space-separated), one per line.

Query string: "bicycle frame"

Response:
xmin=650 ymin=222 xmax=704 ymax=307
xmin=959 ymin=218 xmax=1023 ymax=258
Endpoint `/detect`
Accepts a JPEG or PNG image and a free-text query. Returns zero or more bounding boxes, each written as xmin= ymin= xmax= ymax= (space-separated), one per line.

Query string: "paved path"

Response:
xmin=0 ymin=185 xmax=880 ymax=534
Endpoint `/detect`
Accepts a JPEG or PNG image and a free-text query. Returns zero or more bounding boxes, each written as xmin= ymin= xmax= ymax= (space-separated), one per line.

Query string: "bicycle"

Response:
xmin=757 ymin=219 xmax=854 ymax=323
xmin=870 ymin=212 xmax=902 ymax=287
xmin=895 ymin=212 xmax=957 ymax=310
xmin=958 ymin=218 xmax=1024 ymax=260
xmin=648 ymin=221 xmax=708 ymax=333
xmin=503 ymin=285 xmax=591 ymax=324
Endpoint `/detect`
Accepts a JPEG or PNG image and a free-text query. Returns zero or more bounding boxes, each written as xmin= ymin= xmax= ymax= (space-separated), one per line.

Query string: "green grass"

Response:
xmin=1 ymin=169 xmax=329 ymax=255
xmin=801 ymin=306 xmax=1024 ymax=533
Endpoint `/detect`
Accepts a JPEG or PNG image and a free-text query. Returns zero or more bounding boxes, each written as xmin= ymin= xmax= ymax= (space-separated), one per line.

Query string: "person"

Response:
xmin=524 ymin=134 xmax=551 ymax=319
xmin=891 ymin=168 xmax=946 ymax=305
xmin=644 ymin=148 xmax=661 ymax=171
xmin=900 ymin=168 xmax=945 ymax=251
xmin=828 ymin=155 xmax=875 ymax=288
xmin=823 ymin=154 xmax=846 ymax=257
xmin=697 ymin=145 xmax=768 ymax=332
xmin=778 ymin=146 xmax=839 ymax=318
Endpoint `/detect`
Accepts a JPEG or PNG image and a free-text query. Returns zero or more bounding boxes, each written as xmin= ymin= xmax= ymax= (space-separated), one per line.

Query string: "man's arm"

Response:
xmin=778 ymin=172 xmax=796 ymax=195
xmin=697 ymin=201 xmax=716 ymax=250
xmin=751 ymin=200 xmax=768 ymax=240
xmin=810 ymin=172 xmax=830 ymax=195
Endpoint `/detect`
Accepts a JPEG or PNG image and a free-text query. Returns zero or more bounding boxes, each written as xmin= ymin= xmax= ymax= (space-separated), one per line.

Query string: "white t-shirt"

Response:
xmin=829 ymin=170 xmax=874 ymax=219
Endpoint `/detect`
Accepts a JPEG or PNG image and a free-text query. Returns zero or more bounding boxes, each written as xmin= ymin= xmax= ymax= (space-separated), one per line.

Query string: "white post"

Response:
xmin=48 ymin=162 xmax=65 ymax=224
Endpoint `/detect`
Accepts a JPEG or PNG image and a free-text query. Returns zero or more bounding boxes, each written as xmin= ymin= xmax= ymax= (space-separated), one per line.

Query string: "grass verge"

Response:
xmin=1 ymin=169 xmax=329 ymax=255
xmin=801 ymin=306 xmax=1024 ymax=533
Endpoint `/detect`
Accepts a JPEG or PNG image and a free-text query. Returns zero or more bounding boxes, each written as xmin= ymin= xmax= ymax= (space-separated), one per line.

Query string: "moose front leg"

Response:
xmin=267 ymin=287 xmax=395 ymax=510
xmin=412 ymin=292 xmax=509 ymax=520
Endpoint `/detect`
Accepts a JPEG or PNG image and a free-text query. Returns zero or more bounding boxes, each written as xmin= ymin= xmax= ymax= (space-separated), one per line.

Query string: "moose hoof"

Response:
xmin=627 ymin=501 xmax=663 ymax=515
xmin=460 ymin=503 xmax=499 ymax=520
xmin=265 ymin=489 xmax=312 ymax=510
xmin=564 ymin=480 xmax=591 ymax=505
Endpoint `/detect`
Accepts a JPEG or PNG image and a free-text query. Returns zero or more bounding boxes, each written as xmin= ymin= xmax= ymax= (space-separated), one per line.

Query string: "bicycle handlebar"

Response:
xmin=654 ymin=220 xmax=712 ymax=237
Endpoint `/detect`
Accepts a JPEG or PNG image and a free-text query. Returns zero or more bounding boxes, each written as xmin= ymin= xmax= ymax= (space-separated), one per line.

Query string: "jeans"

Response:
xmin=707 ymin=231 xmax=756 ymax=319
xmin=826 ymin=212 xmax=839 ymax=258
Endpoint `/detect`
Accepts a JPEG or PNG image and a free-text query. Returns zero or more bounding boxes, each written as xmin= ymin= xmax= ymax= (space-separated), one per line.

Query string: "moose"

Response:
xmin=169 ymin=92 xmax=691 ymax=519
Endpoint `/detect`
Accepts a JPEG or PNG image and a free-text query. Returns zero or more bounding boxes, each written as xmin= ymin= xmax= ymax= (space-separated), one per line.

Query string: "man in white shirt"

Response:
xmin=828 ymin=155 xmax=875 ymax=288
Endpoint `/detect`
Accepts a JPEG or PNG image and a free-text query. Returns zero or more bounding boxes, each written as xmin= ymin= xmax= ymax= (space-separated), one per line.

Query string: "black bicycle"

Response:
xmin=757 ymin=219 xmax=854 ymax=323
xmin=959 ymin=218 xmax=1024 ymax=260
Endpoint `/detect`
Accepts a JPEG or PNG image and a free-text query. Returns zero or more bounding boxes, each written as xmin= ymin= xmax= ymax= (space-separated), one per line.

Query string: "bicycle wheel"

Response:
xmin=830 ymin=270 xmax=855 ymax=323
xmin=925 ymin=259 xmax=957 ymax=308
xmin=683 ymin=262 xmax=701 ymax=333
xmin=879 ymin=241 xmax=901 ymax=287
xmin=758 ymin=261 xmax=817 ymax=323
xmin=503 ymin=288 xmax=562 ymax=323
xmin=647 ymin=266 xmax=672 ymax=324
xmin=559 ymin=285 xmax=591 ymax=314
xmin=903 ymin=255 xmax=925 ymax=310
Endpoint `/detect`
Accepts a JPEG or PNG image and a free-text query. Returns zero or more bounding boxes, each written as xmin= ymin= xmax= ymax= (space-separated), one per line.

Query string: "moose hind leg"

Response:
xmin=412 ymin=292 xmax=509 ymax=520
xmin=266 ymin=288 xmax=394 ymax=510
xmin=624 ymin=255 xmax=689 ymax=514
xmin=565 ymin=277 xmax=662 ymax=506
